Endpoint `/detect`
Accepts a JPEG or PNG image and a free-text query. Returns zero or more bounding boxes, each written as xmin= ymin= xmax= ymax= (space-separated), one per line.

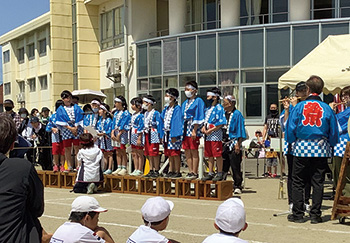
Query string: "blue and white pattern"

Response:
xmin=130 ymin=113 xmax=144 ymax=146
xmin=334 ymin=137 xmax=348 ymax=157
xmin=143 ymin=109 xmax=163 ymax=144
xmin=64 ymin=106 xmax=75 ymax=121
xmin=292 ymin=138 xmax=332 ymax=157
xmin=163 ymin=106 xmax=174 ymax=131
xmin=46 ymin=113 xmax=62 ymax=143
xmin=96 ymin=117 xmax=113 ymax=151
xmin=60 ymin=124 xmax=84 ymax=141
xmin=204 ymin=104 xmax=226 ymax=142
xmin=113 ymin=110 xmax=131 ymax=145
xmin=161 ymin=104 xmax=183 ymax=151
xmin=83 ymin=113 xmax=98 ymax=128
xmin=182 ymin=97 xmax=205 ymax=137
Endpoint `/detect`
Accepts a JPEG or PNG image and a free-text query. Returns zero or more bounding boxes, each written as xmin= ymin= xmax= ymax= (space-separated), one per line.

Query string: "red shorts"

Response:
xmin=144 ymin=133 xmax=159 ymax=156
xmin=114 ymin=144 xmax=126 ymax=150
xmin=204 ymin=141 xmax=223 ymax=158
xmin=52 ymin=142 xmax=65 ymax=155
xmin=62 ymin=139 xmax=80 ymax=148
xmin=182 ymin=136 xmax=200 ymax=150
xmin=131 ymin=144 xmax=144 ymax=150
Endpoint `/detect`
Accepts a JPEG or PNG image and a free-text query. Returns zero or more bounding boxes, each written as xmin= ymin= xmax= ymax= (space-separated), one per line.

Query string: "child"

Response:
xmin=83 ymin=99 xmax=101 ymax=129
xmin=111 ymin=96 xmax=131 ymax=175
xmin=265 ymin=137 xmax=278 ymax=178
xmin=96 ymin=103 xmax=114 ymax=175
xmin=46 ymin=100 xmax=65 ymax=172
xmin=56 ymin=90 xmax=84 ymax=171
xmin=142 ymin=95 xmax=163 ymax=178
xmin=202 ymin=88 xmax=227 ymax=181
xmin=181 ymin=80 xmax=205 ymax=179
xmin=202 ymin=198 xmax=248 ymax=243
xmin=76 ymin=133 xmax=104 ymax=194
xmin=130 ymin=97 xmax=145 ymax=176
xmin=161 ymin=88 xmax=183 ymax=178
xmin=127 ymin=197 xmax=175 ymax=243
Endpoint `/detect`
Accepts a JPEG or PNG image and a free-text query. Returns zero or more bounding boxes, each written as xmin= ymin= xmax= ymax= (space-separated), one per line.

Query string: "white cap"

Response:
xmin=215 ymin=198 xmax=246 ymax=234
xmin=71 ymin=196 xmax=108 ymax=213
xmin=141 ymin=197 xmax=174 ymax=223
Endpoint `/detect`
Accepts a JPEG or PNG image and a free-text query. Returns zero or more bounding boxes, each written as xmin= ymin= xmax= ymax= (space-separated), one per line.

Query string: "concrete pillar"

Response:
xmin=290 ymin=0 xmax=310 ymax=21
xmin=169 ymin=0 xmax=187 ymax=35
xmin=221 ymin=0 xmax=240 ymax=28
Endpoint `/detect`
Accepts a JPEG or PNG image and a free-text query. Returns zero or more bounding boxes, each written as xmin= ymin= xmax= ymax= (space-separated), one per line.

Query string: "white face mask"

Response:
xmin=185 ymin=91 xmax=193 ymax=98
xmin=92 ymin=108 xmax=99 ymax=113
xmin=20 ymin=113 xmax=27 ymax=118
xmin=36 ymin=113 xmax=40 ymax=118
xmin=142 ymin=104 xmax=148 ymax=110
xmin=164 ymin=97 xmax=171 ymax=105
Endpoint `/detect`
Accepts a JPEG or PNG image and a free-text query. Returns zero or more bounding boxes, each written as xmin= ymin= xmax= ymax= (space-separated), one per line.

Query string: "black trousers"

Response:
xmin=292 ymin=156 xmax=328 ymax=217
xmin=287 ymin=154 xmax=312 ymax=205
xmin=223 ymin=145 xmax=243 ymax=189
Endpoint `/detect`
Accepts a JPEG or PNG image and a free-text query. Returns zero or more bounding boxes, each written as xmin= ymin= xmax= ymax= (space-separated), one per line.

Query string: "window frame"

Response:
xmin=39 ymin=75 xmax=48 ymax=90
xmin=3 ymin=50 xmax=10 ymax=63
xmin=18 ymin=47 xmax=25 ymax=63
xmin=4 ymin=83 xmax=11 ymax=95
xmin=38 ymin=39 xmax=47 ymax=57
xmin=100 ymin=5 xmax=124 ymax=50
xmin=27 ymin=43 xmax=35 ymax=60
xmin=28 ymin=78 xmax=36 ymax=92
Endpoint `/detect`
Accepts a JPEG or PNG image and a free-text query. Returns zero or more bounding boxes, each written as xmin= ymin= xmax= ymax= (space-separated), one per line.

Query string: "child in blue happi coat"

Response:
xmin=112 ymin=96 xmax=131 ymax=176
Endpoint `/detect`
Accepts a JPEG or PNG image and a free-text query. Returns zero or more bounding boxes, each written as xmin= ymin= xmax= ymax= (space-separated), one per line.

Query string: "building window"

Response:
xmin=28 ymin=78 xmax=36 ymax=92
xmin=38 ymin=39 xmax=47 ymax=56
xmin=27 ymin=43 xmax=35 ymax=60
xmin=311 ymin=0 xmax=335 ymax=19
xmin=186 ymin=0 xmax=221 ymax=32
xmin=4 ymin=83 xmax=11 ymax=95
xmin=340 ymin=0 xmax=350 ymax=17
xmin=18 ymin=47 xmax=24 ymax=63
xmin=18 ymin=81 xmax=25 ymax=93
xmin=101 ymin=6 xmax=124 ymax=50
xmin=39 ymin=75 xmax=48 ymax=90
xmin=3 ymin=50 xmax=10 ymax=63
xmin=240 ymin=0 xmax=288 ymax=25
xmin=243 ymin=86 xmax=262 ymax=119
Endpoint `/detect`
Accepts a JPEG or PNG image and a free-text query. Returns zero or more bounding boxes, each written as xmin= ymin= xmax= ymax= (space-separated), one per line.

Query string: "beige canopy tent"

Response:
xmin=278 ymin=34 xmax=350 ymax=95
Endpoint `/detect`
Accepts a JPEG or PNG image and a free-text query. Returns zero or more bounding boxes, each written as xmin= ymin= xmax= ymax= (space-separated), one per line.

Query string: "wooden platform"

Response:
xmin=36 ymin=171 xmax=233 ymax=200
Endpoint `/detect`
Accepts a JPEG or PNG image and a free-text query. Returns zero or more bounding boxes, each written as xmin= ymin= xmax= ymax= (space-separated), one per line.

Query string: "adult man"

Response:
xmin=50 ymin=196 xmax=114 ymax=243
xmin=286 ymin=75 xmax=339 ymax=223
xmin=1 ymin=99 xmax=21 ymax=130
xmin=222 ymin=95 xmax=246 ymax=194
xmin=263 ymin=103 xmax=285 ymax=175
xmin=0 ymin=116 xmax=44 ymax=242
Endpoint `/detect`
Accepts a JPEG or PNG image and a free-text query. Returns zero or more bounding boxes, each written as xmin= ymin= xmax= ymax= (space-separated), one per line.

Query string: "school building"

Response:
xmin=1 ymin=0 xmax=350 ymax=132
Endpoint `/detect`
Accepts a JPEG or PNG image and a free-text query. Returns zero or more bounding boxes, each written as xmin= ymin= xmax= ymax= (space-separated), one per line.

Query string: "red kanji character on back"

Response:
xmin=302 ymin=101 xmax=324 ymax=127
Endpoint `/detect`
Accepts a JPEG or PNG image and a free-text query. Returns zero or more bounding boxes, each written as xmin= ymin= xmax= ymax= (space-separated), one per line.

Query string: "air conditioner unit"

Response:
xmin=106 ymin=58 xmax=121 ymax=79
xmin=16 ymin=93 xmax=25 ymax=103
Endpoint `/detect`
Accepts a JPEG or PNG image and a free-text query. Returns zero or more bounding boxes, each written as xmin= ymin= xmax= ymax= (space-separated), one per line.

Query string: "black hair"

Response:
xmin=116 ymin=95 xmax=128 ymax=111
xmin=219 ymin=228 xmax=241 ymax=237
xmin=185 ymin=80 xmax=198 ymax=90
xmin=72 ymin=95 xmax=79 ymax=101
xmin=101 ymin=103 xmax=112 ymax=119
xmin=83 ymin=104 xmax=92 ymax=113
xmin=131 ymin=97 xmax=143 ymax=110
xmin=0 ymin=116 xmax=18 ymax=154
xmin=79 ymin=133 xmax=94 ymax=149
xmin=55 ymin=100 xmax=64 ymax=111
xmin=208 ymin=87 xmax=221 ymax=97
xmin=69 ymin=211 xmax=97 ymax=222
xmin=18 ymin=108 xmax=29 ymax=116
xmin=143 ymin=95 xmax=156 ymax=104
xmin=4 ymin=99 xmax=14 ymax=106
xmin=30 ymin=108 xmax=39 ymax=116
xmin=61 ymin=90 xmax=72 ymax=99
xmin=143 ymin=217 xmax=166 ymax=226
xmin=165 ymin=88 xmax=179 ymax=99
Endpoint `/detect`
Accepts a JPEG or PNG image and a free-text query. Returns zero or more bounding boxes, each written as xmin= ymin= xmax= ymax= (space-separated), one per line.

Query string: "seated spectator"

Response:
xmin=127 ymin=197 xmax=176 ymax=243
xmin=0 ymin=116 xmax=45 ymax=242
xmin=202 ymin=198 xmax=248 ymax=243
xmin=75 ymin=133 xmax=104 ymax=194
xmin=50 ymin=196 xmax=114 ymax=243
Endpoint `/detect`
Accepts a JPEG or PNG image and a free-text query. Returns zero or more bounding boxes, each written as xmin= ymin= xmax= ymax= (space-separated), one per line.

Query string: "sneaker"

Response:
xmin=135 ymin=170 xmax=143 ymax=176
xmin=112 ymin=168 xmax=122 ymax=175
xmin=213 ymin=173 xmax=224 ymax=181
xmin=234 ymin=188 xmax=242 ymax=194
xmin=271 ymin=173 xmax=277 ymax=178
xmin=87 ymin=183 xmax=95 ymax=194
xmin=172 ymin=172 xmax=182 ymax=178
xmin=130 ymin=170 xmax=137 ymax=176
xmin=289 ymin=203 xmax=293 ymax=212
xmin=287 ymin=214 xmax=305 ymax=223
xmin=118 ymin=168 xmax=127 ymax=176
xmin=185 ymin=172 xmax=193 ymax=179
xmin=310 ymin=215 xmax=322 ymax=224
xmin=189 ymin=173 xmax=198 ymax=180
xmin=282 ymin=172 xmax=287 ymax=177
xmin=53 ymin=165 xmax=59 ymax=172
xmin=304 ymin=203 xmax=311 ymax=213
xmin=145 ymin=171 xmax=154 ymax=178
xmin=202 ymin=174 xmax=214 ymax=181
xmin=164 ymin=172 xmax=174 ymax=178
xmin=152 ymin=171 xmax=160 ymax=178
xmin=60 ymin=165 xmax=65 ymax=172
xmin=104 ymin=169 xmax=112 ymax=175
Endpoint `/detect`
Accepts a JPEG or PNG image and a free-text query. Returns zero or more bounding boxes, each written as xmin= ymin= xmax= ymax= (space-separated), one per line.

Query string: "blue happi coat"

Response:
xmin=46 ymin=113 xmax=61 ymax=143
xmin=144 ymin=109 xmax=164 ymax=144
xmin=286 ymin=95 xmax=339 ymax=157
xmin=56 ymin=104 xmax=84 ymax=127
xmin=130 ymin=112 xmax=145 ymax=146
xmin=280 ymin=105 xmax=294 ymax=155
xmin=181 ymin=97 xmax=205 ymax=137
xmin=84 ymin=113 xmax=99 ymax=128
xmin=161 ymin=104 xmax=183 ymax=150
xmin=204 ymin=104 xmax=227 ymax=141
xmin=112 ymin=110 xmax=131 ymax=145
xmin=96 ymin=116 xmax=113 ymax=151
xmin=227 ymin=109 xmax=246 ymax=141
xmin=334 ymin=107 xmax=350 ymax=157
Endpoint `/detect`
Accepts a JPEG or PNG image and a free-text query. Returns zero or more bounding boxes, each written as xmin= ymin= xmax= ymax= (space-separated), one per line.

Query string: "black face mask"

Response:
xmin=270 ymin=109 xmax=278 ymax=115
xmin=5 ymin=106 xmax=12 ymax=112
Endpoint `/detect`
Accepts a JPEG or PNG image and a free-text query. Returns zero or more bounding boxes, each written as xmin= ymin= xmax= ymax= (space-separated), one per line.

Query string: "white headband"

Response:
xmin=91 ymin=100 xmax=101 ymax=106
xmin=143 ymin=97 xmax=155 ymax=105
xmin=207 ymin=92 xmax=219 ymax=97
xmin=166 ymin=93 xmax=178 ymax=99
xmin=186 ymin=85 xmax=197 ymax=90
xmin=114 ymin=97 xmax=122 ymax=103
xmin=100 ymin=105 xmax=107 ymax=111
xmin=225 ymin=95 xmax=236 ymax=102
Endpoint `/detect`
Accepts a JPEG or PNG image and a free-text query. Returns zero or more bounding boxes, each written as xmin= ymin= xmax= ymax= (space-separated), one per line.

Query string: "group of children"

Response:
xmin=46 ymin=80 xmax=247 ymax=193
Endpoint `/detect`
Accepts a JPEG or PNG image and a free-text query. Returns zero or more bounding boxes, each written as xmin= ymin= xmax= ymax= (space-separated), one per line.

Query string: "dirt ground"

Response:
xmin=40 ymin=173 xmax=350 ymax=243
